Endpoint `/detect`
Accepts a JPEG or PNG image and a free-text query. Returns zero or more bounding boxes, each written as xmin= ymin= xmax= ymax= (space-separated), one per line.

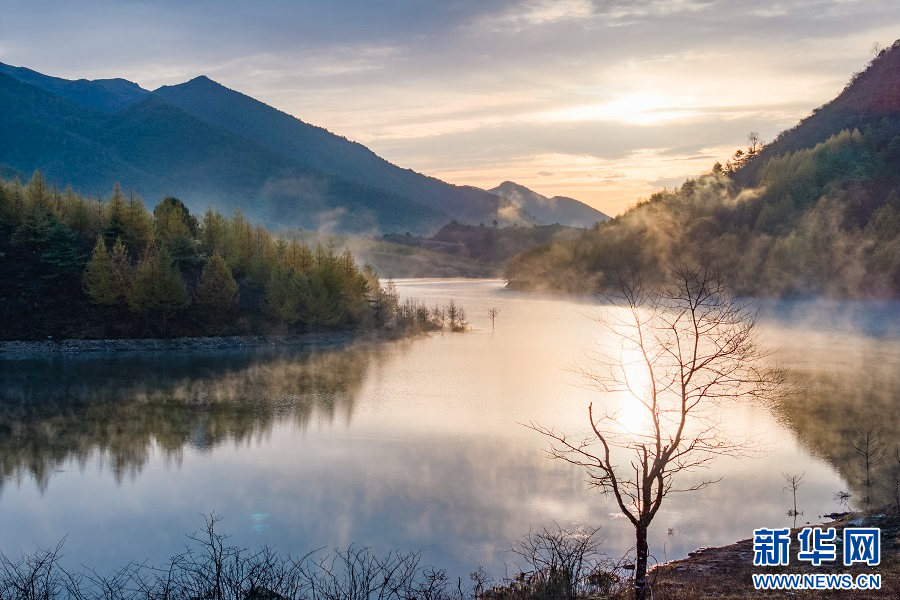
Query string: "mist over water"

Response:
xmin=0 ymin=280 xmax=892 ymax=579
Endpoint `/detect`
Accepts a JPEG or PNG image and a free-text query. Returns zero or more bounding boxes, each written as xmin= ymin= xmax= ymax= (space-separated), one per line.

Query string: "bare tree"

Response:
xmin=432 ymin=304 xmax=446 ymax=330
xmin=447 ymin=300 xmax=460 ymax=331
xmin=454 ymin=307 xmax=469 ymax=332
xmin=783 ymin=472 xmax=805 ymax=528
xmin=852 ymin=428 xmax=886 ymax=507
xmin=834 ymin=489 xmax=852 ymax=513
xmin=528 ymin=264 xmax=782 ymax=600
xmin=747 ymin=131 xmax=762 ymax=155
xmin=488 ymin=308 xmax=500 ymax=332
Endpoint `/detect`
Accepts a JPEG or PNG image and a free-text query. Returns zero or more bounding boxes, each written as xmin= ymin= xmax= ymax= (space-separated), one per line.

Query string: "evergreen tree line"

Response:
xmin=0 ymin=173 xmax=449 ymax=339
xmin=506 ymin=123 xmax=900 ymax=298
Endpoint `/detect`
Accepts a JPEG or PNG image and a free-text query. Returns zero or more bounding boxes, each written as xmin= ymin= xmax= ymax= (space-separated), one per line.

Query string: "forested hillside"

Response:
xmin=0 ymin=173 xmax=443 ymax=340
xmin=506 ymin=40 xmax=900 ymax=299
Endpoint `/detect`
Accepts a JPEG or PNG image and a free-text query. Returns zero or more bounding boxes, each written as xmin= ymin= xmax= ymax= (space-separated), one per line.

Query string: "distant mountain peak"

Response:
xmin=155 ymin=75 xmax=222 ymax=95
xmin=488 ymin=181 xmax=609 ymax=227
xmin=170 ymin=74 xmax=217 ymax=87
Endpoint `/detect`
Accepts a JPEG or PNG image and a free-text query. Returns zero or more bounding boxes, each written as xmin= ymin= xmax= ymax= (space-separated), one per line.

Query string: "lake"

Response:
xmin=1 ymin=279 xmax=898 ymax=581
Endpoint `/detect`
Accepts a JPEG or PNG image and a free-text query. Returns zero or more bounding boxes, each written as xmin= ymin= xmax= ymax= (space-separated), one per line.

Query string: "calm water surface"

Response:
xmin=1 ymin=279 xmax=897 ymax=578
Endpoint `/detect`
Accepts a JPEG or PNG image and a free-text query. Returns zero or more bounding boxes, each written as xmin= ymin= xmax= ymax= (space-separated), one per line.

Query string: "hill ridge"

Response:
xmin=735 ymin=39 xmax=900 ymax=184
xmin=0 ymin=65 xmax=532 ymax=233
xmin=153 ymin=75 xmax=522 ymax=225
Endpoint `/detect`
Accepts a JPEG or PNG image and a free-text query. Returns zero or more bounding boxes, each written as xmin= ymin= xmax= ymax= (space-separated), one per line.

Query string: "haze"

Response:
xmin=0 ymin=0 xmax=896 ymax=215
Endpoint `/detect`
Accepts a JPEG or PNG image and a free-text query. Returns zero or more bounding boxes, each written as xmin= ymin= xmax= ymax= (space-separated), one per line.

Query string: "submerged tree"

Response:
xmin=851 ymin=428 xmax=886 ymax=507
xmin=783 ymin=472 xmax=805 ymax=528
xmin=529 ymin=264 xmax=783 ymax=600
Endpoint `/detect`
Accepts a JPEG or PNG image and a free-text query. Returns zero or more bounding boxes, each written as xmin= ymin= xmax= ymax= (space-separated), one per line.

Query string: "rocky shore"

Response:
xmin=650 ymin=512 xmax=900 ymax=598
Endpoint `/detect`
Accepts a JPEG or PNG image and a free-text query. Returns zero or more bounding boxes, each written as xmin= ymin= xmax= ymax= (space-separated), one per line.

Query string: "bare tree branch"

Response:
xmin=530 ymin=263 xmax=783 ymax=600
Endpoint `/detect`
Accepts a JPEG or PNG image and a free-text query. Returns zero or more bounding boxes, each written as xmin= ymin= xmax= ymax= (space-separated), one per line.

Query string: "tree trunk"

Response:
xmin=634 ymin=524 xmax=649 ymax=600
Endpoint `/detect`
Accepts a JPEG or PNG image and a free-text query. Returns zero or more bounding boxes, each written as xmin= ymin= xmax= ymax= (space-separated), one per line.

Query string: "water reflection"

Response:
xmin=763 ymin=321 xmax=900 ymax=508
xmin=0 ymin=346 xmax=380 ymax=491
xmin=0 ymin=282 xmax=894 ymax=580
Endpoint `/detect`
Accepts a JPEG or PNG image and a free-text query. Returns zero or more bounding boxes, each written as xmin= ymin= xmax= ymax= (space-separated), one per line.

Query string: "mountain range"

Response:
xmin=0 ymin=63 xmax=604 ymax=234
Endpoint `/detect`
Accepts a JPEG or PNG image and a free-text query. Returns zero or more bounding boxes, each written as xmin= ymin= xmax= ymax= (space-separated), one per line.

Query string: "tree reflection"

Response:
xmin=0 ymin=346 xmax=380 ymax=492
xmin=774 ymin=339 xmax=900 ymax=509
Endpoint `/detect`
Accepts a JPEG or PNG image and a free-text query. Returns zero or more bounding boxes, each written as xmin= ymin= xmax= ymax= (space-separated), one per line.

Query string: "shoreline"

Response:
xmin=0 ymin=329 xmax=389 ymax=360
xmin=649 ymin=511 xmax=899 ymax=598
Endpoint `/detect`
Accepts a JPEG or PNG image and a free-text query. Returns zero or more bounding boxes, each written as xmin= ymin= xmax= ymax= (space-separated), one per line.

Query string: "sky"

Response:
xmin=0 ymin=1 xmax=897 ymax=216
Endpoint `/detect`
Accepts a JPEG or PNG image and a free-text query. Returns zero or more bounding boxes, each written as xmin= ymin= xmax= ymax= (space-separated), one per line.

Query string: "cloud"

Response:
xmin=0 ymin=0 xmax=897 ymax=216
xmin=475 ymin=0 xmax=596 ymax=32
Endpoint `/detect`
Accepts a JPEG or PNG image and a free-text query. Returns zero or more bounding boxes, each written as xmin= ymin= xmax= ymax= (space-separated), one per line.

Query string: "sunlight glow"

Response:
xmin=543 ymin=94 xmax=702 ymax=126
xmin=615 ymin=346 xmax=654 ymax=437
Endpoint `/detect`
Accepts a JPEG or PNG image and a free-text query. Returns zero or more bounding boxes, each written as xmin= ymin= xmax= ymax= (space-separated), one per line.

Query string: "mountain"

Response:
xmin=0 ymin=63 xmax=527 ymax=234
xmin=487 ymin=181 xmax=609 ymax=227
xmin=0 ymin=72 xmax=446 ymax=233
xmin=505 ymin=39 xmax=900 ymax=298
xmin=0 ymin=63 xmax=150 ymax=113
xmin=153 ymin=76 xmax=517 ymax=225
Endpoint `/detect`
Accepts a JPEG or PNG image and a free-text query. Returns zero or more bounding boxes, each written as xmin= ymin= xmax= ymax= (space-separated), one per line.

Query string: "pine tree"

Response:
xmin=60 ymin=186 xmax=96 ymax=238
xmin=281 ymin=239 xmax=315 ymax=275
xmin=154 ymin=197 xmax=198 ymax=269
xmin=110 ymin=237 xmax=133 ymax=295
xmin=246 ymin=226 xmax=277 ymax=287
xmin=11 ymin=200 xmax=55 ymax=249
xmin=264 ymin=267 xmax=302 ymax=327
xmin=224 ymin=210 xmax=255 ymax=275
xmin=24 ymin=171 xmax=52 ymax=212
xmin=41 ymin=221 xmax=84 ymax=275
xmin=128 ymin=248 xmax=189 ymax=335
xmin=83 ymin=237 xmax=121 ymax=305
xmin=104 ymin=184 xmax=127 ymax=245
xmin=194 ymin=254 xmax=239 ymax=322
xmin=122 ymin=191 xmax=155 ymax=254
xmin=200 ymin=208 xmax=227 ymax=256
